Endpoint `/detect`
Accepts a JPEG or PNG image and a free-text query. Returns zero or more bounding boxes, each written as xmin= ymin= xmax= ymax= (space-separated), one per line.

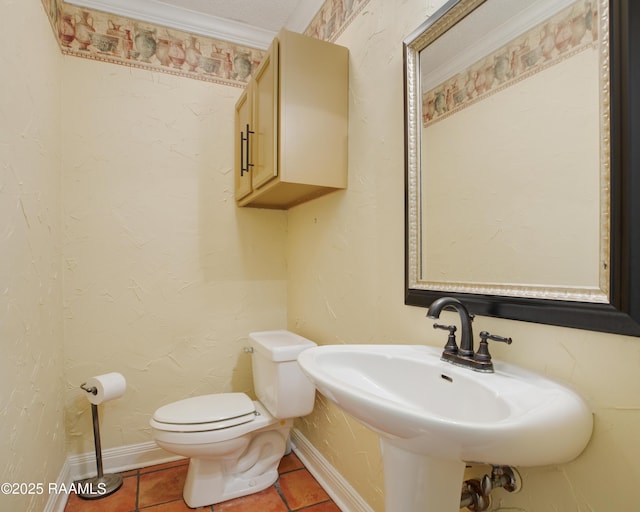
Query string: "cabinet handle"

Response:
xmin=244 ymin=123 xmax=254 ymax=175
xmin=240 ymin=129 xmax=247 ymax=175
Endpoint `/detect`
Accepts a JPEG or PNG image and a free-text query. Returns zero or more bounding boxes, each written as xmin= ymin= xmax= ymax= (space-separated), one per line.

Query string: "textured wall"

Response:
xmin=61 ymin=58 xmax=288 ymax=454
xmin=0 ymin=1 xmax=66 ymax=511
xmin=289 ymin=0 xmax=640 ymax=510
xmin=4 ymin=1 xmax=640 ymax=511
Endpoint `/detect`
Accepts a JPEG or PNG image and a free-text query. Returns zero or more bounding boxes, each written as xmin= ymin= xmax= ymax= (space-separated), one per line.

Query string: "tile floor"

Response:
xmin=64 ymin=453 xmax=341 ymax=512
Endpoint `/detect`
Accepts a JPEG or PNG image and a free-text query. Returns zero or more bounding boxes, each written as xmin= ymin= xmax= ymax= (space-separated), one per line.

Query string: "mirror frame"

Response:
xmin=404 ymin=0 xmax=640 ymax=337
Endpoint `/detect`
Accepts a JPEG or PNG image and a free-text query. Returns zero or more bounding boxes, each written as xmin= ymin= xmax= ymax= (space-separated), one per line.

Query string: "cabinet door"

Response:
xmin=234 ymin=85 xmax=252 ymax=200
xmin=252 ymin=38 xmax=279 ymax=190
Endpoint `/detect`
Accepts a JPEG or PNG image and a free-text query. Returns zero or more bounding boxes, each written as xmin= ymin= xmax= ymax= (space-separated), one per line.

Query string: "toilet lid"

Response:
xmin=153 ymin=393 xmax=256 ymax=428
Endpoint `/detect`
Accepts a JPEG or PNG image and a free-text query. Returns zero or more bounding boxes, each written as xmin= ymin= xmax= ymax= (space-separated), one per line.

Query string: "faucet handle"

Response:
xmin=475 ymin=331 xmax=513 ymax=362
xmin=433 ymin=323 xmax=458 ymax=354
xmin=481 ymin=331 xmax=512 ymax=344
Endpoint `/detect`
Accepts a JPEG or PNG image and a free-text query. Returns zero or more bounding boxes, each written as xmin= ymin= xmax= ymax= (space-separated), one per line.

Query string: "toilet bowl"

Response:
xmin=150 ymin=330 xmax=317 ymax=508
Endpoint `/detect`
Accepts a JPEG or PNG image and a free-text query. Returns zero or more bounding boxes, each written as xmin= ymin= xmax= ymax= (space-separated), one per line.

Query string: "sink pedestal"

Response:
xmin=381 ymin=439 xmax=466 ymax=512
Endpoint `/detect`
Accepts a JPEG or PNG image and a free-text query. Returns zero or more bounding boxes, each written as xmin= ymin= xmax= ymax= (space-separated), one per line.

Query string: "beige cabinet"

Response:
xmin=234 ymin=29 xmax=349 ymax=209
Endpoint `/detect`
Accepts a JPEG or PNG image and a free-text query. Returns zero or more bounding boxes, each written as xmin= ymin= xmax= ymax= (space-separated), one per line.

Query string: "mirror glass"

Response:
xmin=411 ymin=0 xmax=609 ymax=302
xmin=404 ymin=0 xmax=640 ymax=336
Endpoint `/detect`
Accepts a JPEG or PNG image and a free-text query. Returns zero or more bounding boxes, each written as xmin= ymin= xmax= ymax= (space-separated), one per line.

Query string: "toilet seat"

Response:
xmin=151 ymin=393 xmax=256 ymax=433
xmin=150 ymin=400 xmax=282 ymax=447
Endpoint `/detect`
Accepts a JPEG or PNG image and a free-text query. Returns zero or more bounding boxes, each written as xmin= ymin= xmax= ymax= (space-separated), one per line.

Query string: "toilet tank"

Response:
xmin=249 ymin=330 xmax=317 ymax=419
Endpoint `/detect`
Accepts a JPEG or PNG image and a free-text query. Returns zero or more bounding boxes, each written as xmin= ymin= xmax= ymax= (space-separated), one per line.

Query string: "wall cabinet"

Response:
xmin=234 ymin=30 xmax=349 ymax=209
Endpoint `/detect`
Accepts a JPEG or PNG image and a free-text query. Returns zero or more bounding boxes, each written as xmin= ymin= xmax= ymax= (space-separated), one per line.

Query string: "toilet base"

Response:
xmin=183 ymin=426 xmax=289 ymax=508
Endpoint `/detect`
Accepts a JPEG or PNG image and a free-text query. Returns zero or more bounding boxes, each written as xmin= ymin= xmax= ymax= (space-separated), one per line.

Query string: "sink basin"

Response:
xmin=297 ymin=344 xmax=593 ymax=511
xmin=298 ymin=344 xmax=592 ymax=465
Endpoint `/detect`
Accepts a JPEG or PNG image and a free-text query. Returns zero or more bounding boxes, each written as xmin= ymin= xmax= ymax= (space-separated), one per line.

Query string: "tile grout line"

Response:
xmin=273 ymin=479 xmax=293 ymax=512
xmin=295 ymin=500 xmax=335 ymax=511
xmin=135 ymin=469 xmax=140 ymax=512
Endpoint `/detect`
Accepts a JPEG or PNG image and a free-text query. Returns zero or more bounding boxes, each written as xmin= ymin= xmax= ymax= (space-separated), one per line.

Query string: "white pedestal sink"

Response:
xmin=297 ymin=344 xmax=593 ymax=512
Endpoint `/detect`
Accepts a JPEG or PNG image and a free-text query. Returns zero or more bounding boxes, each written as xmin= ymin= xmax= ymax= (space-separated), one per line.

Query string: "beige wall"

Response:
xmin=0 ymin=1 xmax=66 ymax=511
xmin=2 ymin=0 xmax=289 ymax=495
xmin=3 ymin=1 xmax=640 ymax=511
xmin=60 ymin=58 xmax=288 ymax=453
xmin=291 ymin=0 xmax=640 ymax=510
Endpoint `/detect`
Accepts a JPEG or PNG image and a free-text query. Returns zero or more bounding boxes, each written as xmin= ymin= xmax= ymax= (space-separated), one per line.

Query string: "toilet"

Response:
xmin=149 ymin=330 xmax=317 ymax=508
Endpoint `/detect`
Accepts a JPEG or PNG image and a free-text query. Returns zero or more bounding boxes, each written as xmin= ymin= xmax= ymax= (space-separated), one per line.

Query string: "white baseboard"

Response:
xmin=290 ymin=428 xmax=374 ymax=512
xmin=42 ymin=458 xmax=71 ymax=512
xmin=67 ymin=440 xmax=184 ymax=481
xmin=45 ymin=433 xmax=371 ymax=512
xmin=44 ymin=441 xmax=184 ymax=512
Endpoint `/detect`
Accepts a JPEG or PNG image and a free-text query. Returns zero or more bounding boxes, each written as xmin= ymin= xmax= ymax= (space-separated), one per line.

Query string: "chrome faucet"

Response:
xmin=426 ymin=297 xmax=512 ymax=372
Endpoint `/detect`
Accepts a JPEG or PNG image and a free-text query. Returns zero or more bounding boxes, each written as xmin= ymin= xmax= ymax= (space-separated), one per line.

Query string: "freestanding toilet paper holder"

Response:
xmin=79 ymin=382 xmax=123 ymax=499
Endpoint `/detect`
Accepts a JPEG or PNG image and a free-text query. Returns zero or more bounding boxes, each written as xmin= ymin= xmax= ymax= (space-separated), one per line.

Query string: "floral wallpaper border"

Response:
xmin=423 ymin=0 xmax=599 ymax=126
xmin=41 ymin=0 xmax=370 ymax=88
xmin=305 ymin=0 xmax=371 ymax=43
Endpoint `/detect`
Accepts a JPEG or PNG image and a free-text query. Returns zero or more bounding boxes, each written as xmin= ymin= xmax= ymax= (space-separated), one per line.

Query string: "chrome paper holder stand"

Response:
xmin=78 ymin=383 xmax=123 ymax=499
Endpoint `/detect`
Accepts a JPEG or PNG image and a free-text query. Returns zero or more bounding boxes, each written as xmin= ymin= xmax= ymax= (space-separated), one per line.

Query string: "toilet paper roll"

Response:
xmin=83 ymin=372 xmax=126 ymax=405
